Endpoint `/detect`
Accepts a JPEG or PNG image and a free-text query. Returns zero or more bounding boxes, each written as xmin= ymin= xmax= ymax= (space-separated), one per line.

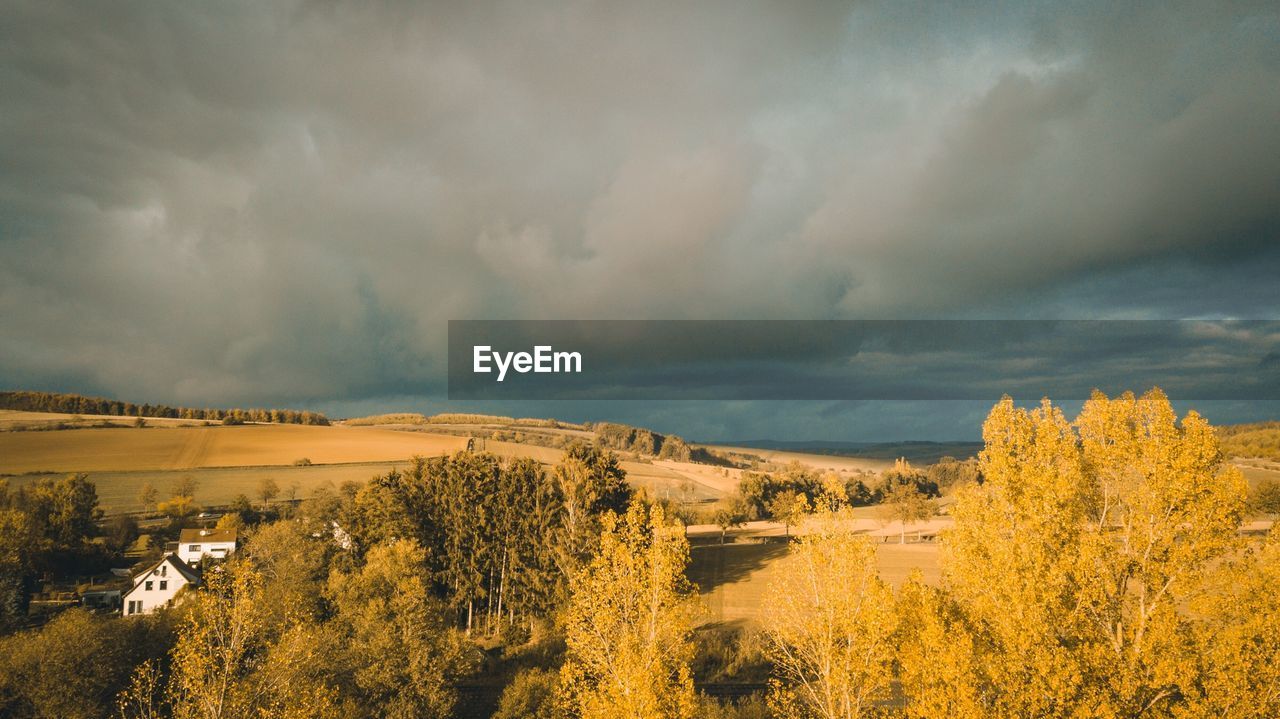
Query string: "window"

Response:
xmin=160 ymin=564 xmax=167 ymax=577
xmin=189 ymin=544 xmax=201 ymax=552
xmin=145 ymin=581 xmax=153 ymax=591
xmin=127 ymin=600 xmax=139 ymax=615
xmin=159 ymin=581 xmax=168 ymax=590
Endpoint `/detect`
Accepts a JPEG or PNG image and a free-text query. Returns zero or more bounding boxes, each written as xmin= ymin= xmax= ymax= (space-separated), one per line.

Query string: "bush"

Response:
xmin=0 ymin=609 xmax=173 ymax=719
xmin=1251 ymin=479 xmax=1280 ymax=515
xmin=493 ymin=667 xmax=558 ymax=719
xmin=698 ymin=695 xmax=770 ymax=719
xmin=691 ymin=623 xmax=771 ymax=684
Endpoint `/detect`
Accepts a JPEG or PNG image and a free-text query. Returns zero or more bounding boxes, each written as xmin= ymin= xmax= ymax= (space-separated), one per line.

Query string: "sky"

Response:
xmin=2 ymin=1 xmax=1279 ymax=441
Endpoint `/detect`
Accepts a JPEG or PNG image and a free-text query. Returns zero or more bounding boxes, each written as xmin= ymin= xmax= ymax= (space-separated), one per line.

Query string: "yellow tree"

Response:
xmin=895 ymin=574 xmax=983 ymax=719
xmin=327 ymin=539 xmax=468 ymax=719
xmin=763 ymin=509 xmax=897 ymax=719
xmin=167 ymin=560 xmax=269 ymax=719
xmin=903 ymin=390 xmax=1248 ymax=718
xmin=558 ymin=502 xmax=699 ymax=719
xmin=875 ymin=483 xmax=934 ymax=544
xmin=768 ymin=490 xmax=811 ymax=538
xmin=1071 ymin=389 xmax=1246 ymax=714
xmin=1177 ymin=532 xmax=1280 ymax=719
xmin=126 ymin=540 xmax=347 ymax=719
xmin=247 ymin=622 xmax=345 ymax=719
xmin=930 ymin=396 xmax=1090 ymax=718
xmin=116 ymin=660 xmax=166 ymax=719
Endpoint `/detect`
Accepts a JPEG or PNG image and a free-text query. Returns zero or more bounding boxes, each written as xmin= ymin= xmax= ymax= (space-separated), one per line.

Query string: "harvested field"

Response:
xmin=0 ymin=408 xmax=210 ymax=430
xmin=17 ymin=462 xmax=408 ymax=514
xmin=0 ymin=423 xmax=468 ymax=475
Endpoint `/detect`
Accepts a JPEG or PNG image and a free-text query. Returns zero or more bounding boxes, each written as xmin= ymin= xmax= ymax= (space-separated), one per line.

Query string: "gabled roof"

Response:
xmin=178 ymin=527 xmax=238 ymax=544
xmin=131 ymin=554 xmax=201 ymax=588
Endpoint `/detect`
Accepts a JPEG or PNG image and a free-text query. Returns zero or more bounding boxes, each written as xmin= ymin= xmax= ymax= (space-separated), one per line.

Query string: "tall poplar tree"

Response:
xmin=764 ymin=509 xmax=898 ymax=719
xmin=558 ymin=503 xmax=698 ymax=719
xmin=901 ymin=389 xmax=1249 ymax=718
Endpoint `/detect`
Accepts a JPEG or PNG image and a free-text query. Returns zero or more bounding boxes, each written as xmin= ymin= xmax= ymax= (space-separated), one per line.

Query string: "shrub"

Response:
xmin=493 ymin=667 xmax=558 ymax=719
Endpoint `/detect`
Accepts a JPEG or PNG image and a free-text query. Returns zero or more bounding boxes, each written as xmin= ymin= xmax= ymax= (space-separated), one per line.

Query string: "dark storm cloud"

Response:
xmin=447 ymin=320 xmax=1280 ymax=400
xmin=1 ymin=1 xmax=1278 ymax=418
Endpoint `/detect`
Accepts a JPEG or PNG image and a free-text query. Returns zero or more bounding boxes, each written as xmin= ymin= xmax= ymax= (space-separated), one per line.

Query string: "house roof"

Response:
xmin=178 ymin=527 xmax=238 ymax=544
xmin=131 ymin=554 xmax=201 ymax=588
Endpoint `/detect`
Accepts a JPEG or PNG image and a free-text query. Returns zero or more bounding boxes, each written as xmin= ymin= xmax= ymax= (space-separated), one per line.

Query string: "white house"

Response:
xmin=123 ymin=554 xmax=200 ymax=615
xmin=177 ymin=527 xmax=238 ymax=565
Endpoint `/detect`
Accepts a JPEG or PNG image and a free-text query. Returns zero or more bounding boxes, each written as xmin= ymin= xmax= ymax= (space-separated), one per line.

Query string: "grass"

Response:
xmin=687 ymin=539 xmax=941 ymax=625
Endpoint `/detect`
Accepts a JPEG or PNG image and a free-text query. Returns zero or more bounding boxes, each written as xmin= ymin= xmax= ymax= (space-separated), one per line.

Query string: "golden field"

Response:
xmin=0 ymin=417 xmax=758 ymax=512
xmin=0 ymin=422 xmax=468 ymax=474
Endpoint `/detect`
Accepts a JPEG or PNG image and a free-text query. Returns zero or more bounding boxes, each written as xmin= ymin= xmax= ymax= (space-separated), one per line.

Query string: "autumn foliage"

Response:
xmin=0 ymin=389 xmax=1275 ymax=719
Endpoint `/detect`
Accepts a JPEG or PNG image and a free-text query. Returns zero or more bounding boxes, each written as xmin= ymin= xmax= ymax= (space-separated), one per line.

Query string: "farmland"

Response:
xmin=4 ymin=407 xmax=1274 ymax=625
xmin=4 ymin=406 xmax=1274 ymax=518
xmin=0 ymin=411 xmax=885 ymax=515
xmin=0 ymin=413 xmax=744 ymax=514
xmin=0 ymin=418 xmax=468 ymax=474
xmin=32 ymin=462 xmax=416 ymax=514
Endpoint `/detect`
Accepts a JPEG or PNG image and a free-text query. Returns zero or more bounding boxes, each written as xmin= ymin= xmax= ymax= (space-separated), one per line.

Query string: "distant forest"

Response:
xmin=1218 ymin=421 xmax=1280 ymax=461
xmin=0 ymin=390 xmax=329 ymax=426
xmin=345 ymin=412 xmax=587 ymax=430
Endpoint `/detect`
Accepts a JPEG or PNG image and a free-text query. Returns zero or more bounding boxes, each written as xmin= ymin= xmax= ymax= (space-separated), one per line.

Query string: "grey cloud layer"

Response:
xmin=446 ymin=320 xmax=1280 ymax=401
xmin=2 ymin=1 xmax=1278 ymax=409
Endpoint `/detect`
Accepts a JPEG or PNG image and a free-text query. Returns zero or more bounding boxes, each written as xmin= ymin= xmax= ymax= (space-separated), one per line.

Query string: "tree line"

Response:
xmin=1217 ymin=420 xmax=1280 ymax=461
xmin=593 ymin=422 xmax=738 ymax=466
xmin=0 ymin=474 xmax=106 ymax=632
xmin=715 ymin=455 xmax=978 ymax=541
xmin=0 ymin=391 xmax=329 ymax=425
